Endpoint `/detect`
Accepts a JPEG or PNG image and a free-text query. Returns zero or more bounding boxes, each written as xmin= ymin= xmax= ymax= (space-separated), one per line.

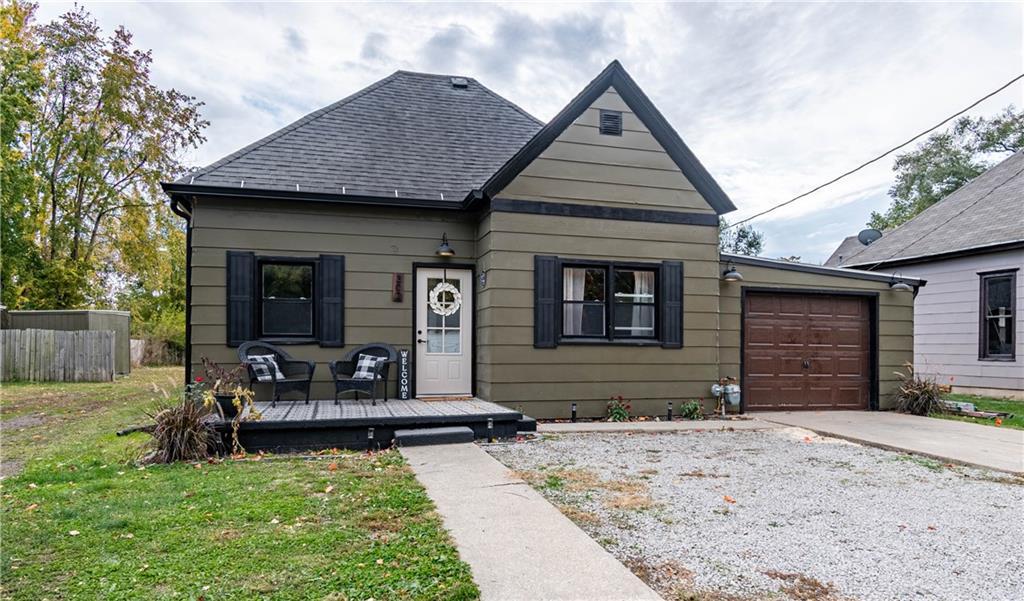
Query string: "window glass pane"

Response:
xmin=263 ymin=264 xmax=312 ymax=299
xmin=445 ymin=306 xmax=461 ymax=328
xmin=562 ymin=303 xmax=606 ymax=336
xmin=444 ymin=330 xmax=461 ymax=353
xmin=262 ymin=299 xmax=313 ymax=336
xmin=614 ymin=269 xmax=655 ymax=303
xmin=614 ymin=304 xmax=655 ymax=337
xmin=427 ymin=329 xmax=443 ymax=353
xmin=563 ymin=267 xmax=605 ymax=301
xmin=986 ymin=277 xmax=1012 ymax=315
xmin=986 ymin=318 xmax=1013 ymax=356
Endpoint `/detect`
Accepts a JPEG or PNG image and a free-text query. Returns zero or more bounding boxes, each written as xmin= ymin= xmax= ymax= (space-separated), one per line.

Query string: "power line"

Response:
xmin=724 ymin=71 xmax=1024 ymax=230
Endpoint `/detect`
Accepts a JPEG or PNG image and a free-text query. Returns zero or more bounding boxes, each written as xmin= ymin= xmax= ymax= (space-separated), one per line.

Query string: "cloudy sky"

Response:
xmin=37 ymin=1 xmax=1023 ymax=262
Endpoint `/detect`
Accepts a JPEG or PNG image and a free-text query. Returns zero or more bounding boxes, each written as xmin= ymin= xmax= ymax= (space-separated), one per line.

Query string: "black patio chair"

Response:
xmin=329 ymin=342 xmax=398 ymax=406
xmin=237 ymin=341 xmax=316 ymax=408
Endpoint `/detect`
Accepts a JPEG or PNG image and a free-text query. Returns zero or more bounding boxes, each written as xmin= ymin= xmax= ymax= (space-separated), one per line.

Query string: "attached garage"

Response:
xmin=742 ymin=291 xmax=873 ymax=411
xmin=719 ymin=254 xmax=923 ymax=413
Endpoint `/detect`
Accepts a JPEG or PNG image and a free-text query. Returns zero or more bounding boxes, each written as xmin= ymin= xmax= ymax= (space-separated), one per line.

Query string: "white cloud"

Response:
xmin=36 ymin=1 xmax=1023 ymax=261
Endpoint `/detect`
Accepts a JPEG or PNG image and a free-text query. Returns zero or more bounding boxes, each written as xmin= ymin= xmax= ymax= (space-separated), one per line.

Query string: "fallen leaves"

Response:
xmin=324 ymin=485 xmax=335 ymax=494
xmin=723 ymin=495 xmax=737 ymax=504
xmin=25 ymin=503 xmax=38 ymax=512
xmin=68 ymin=530 xmax=80 ymax=536
xmin=327 ymin=462 xmax=338 ymax=472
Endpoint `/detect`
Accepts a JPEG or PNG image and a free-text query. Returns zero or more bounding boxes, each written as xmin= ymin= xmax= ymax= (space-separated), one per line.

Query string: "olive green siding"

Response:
xmin=500 ymin=88 xmax=717 ymax=215
xmin=188 ymin=198 xmax=476 ymax=400
xmin=475 ymin=211 xmax=722 ymax=419
xmin=717 ymin=264 xmax=916 ymax=409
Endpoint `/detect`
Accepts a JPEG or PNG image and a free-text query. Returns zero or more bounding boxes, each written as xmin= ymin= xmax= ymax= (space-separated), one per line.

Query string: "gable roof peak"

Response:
xmin=475 ymin=60 xmax=737 ymax=214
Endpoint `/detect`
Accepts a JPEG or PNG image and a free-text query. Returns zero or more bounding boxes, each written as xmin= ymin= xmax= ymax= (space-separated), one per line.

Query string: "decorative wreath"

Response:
xmin=428 ymin=281 xmax=462 ymax=316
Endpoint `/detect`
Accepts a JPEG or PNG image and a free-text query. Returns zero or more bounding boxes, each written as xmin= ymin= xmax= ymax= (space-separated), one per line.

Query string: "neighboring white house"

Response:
xmin=827 ymin=150 xmax=1024 ymax=399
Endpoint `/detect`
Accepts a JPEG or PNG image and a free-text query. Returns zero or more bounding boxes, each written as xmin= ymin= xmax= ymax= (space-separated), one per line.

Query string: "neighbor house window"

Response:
xmin=979 ymin=270 xmax=1016 ymax=361
xmin=562 ymin=263 xmax=657 ymax=341
xmin=259 ymin=260 xmax=315 ymax=338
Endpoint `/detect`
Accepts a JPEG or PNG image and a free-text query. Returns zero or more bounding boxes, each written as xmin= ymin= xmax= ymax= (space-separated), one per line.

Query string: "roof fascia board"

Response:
xmin=843 ymin=239 xmax=1024 ymax=270
xmin=722 ymin=253 xmax=926 ymax=286
xmin=472 ymin=60 xmax=737 ymax=215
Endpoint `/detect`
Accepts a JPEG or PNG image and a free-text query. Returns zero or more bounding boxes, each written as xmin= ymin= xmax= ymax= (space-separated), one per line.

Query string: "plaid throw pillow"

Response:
xmin=353 ymin=354 xmax=384 ymax=380
xmin=248 ymin=354 xmax=286 ymax=382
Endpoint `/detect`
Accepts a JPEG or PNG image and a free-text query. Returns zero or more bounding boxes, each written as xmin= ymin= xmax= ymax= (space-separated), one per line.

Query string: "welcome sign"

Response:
xmin=398 ymin=348 xmax=411 ymax=400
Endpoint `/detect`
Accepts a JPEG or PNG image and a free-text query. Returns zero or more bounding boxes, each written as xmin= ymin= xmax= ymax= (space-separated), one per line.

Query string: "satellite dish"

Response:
xmin=857 ymin=228 xmax=882 ymax=246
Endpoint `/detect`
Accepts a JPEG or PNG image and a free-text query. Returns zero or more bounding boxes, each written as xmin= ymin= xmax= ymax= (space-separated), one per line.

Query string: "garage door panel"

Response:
xmin=807 ymin=327 xmax=834 ymax=347
xmin=744 ymin=292 xmax=871 ymax=411
xmin=807 ymin=297 xmax=834 ymax=317
xmin=778 ymin=296 xmax=806 ymax=316
xmin=746 ymin=295 xmax=777 ymax=316
xmin=837 ymin=356 xmax=867 ymax=377
xmin=747 ymin=324 xmax=775 ymax=346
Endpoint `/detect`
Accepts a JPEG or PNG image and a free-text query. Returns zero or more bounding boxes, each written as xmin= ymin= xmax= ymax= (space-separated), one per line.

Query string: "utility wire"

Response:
xmin=724 ymin=72 xmax=1024 ymax=230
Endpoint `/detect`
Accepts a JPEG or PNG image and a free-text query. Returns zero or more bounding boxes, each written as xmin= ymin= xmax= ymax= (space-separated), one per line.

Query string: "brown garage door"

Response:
xmin=743 ymin=292 xmax=872 ymax=411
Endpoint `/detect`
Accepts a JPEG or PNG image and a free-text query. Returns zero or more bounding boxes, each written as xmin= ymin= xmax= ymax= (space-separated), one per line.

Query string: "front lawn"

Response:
xmin=0 ymin=368 xmax=478 ymax=600
xmin=933 ymin=393 xmax=1024 ymax=430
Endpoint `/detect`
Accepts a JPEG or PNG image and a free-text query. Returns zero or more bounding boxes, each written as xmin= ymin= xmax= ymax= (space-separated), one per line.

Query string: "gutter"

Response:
xmin=160 ymin=182 xmax=469 ymax=212
xmin=842 ymin=239 xmax=1024 ymax=270
xmin=721 ymin=253 xmax=926 ymax=287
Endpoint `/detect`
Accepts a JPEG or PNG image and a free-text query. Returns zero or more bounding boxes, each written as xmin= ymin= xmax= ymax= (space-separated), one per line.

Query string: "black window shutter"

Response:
xmin=318 ymin=254 xmax=345 ymax=347
xmin=660 ymin=261 xmax=683 ymax=348
xmin=226 ymin=251 xmax=255 ymax=347
xmin=534 ymin=255 xmax=560 ymax=348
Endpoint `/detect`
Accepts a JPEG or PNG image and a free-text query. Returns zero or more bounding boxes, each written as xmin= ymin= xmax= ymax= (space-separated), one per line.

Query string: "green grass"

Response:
xmin=0 ymin=368 xmax=478 ymax=600
xmin=932 ymin=393 xmax=1024 ymax=431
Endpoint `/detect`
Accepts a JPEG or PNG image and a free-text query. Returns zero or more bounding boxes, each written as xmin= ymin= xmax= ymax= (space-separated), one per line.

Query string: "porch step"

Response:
xmin=394 ymin=426 xmax=475 ymax=447
xmin=517 ymin=416 xmax=537 ymax=432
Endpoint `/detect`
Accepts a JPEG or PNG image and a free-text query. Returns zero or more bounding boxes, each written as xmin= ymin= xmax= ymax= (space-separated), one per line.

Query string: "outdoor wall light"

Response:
xmin=435 ymin=233 xmax=456 ymax=257
xmin=722 ymin=262 xmax=743 ymax=282
xmin=889 ymin=276 xmax=913 ymax=292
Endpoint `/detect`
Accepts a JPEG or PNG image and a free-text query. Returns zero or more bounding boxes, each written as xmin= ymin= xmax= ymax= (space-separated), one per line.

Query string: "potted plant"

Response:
xmin=199 ymin=357 xmax=250 ymax=418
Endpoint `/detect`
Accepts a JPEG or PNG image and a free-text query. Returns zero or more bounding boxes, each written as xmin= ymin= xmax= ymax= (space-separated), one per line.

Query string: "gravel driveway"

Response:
xmin=486 ymin=428 xmax=1024 ymax=601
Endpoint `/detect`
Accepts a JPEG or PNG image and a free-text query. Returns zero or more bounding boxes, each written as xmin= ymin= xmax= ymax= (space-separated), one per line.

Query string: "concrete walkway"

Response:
xmin=540 ymin=419 xmax=773 ymax=434
xmin=758 ymin=411 xmax=1024 ymax=474
xmin=401 ymin=443 xmax=661 ymax=601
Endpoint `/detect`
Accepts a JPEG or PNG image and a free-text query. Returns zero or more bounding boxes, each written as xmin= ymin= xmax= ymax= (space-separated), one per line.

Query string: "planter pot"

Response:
xmin=214 ymin=394 xmax=239 ymax=418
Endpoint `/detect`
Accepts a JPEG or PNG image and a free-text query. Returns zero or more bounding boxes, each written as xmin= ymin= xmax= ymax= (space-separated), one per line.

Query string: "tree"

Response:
xmin=719 ymin=217 xmax=764 ymax=256
xmin=869 ymin=107 xmax=1024 ymax=230
xmin=1 ymin=2 xmax=206 ymax=319
xmin=0 ymin=0 xmax=45 ymax=308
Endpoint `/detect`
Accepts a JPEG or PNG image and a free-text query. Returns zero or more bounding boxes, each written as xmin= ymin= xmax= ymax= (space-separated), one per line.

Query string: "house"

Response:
xmin=163 ymin=61 xmax=923 ymax=418
xmin=827 ymin=150 xmax=1023 ymax=399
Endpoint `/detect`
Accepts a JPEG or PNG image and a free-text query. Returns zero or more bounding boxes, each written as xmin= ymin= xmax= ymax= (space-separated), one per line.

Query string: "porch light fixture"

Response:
xmin=889 ymin=273 xmax=913 ymax=292
xmin=722 ymin=262 xmax=743 ymax=282
xmin=436 ymin=233 xmax=456 ymax=257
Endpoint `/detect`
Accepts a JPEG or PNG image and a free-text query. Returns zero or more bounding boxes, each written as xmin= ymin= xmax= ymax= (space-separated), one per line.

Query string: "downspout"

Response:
xmin=170 ymin=196 xmax=194 ymax=387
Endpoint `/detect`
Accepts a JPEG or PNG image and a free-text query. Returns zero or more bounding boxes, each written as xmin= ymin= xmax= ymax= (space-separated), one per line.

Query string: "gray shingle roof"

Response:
xmin=839 ymin=150 xmax=1024 ymax=267
xmin=178 ymin=71 xmax=543 ymax=201
xmin=824 ymin=235 xmax=863 ymax=267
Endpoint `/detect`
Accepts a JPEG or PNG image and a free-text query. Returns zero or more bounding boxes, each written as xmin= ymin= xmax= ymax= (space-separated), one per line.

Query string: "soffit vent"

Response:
xmin=599 ymin=109 xmax=623 ymax=136
xmin=450 ymin=77 xmax=469 ymax=89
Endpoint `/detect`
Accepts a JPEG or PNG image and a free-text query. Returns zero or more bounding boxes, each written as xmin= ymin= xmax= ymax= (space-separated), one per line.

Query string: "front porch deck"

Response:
xmin=222 ymin=398 xmax=524 ymax=452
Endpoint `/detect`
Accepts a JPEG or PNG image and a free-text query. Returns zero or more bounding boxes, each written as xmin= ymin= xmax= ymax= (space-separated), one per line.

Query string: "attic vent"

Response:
xmin=599 ymin=109 xmax=623 ymax=136
xmin=450 ymin=77 xmax=469 ymax=89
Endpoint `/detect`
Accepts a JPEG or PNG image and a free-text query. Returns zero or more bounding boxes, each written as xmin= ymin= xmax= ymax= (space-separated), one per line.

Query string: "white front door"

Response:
xmin=415 ymin=267 xmax=472 ymax=396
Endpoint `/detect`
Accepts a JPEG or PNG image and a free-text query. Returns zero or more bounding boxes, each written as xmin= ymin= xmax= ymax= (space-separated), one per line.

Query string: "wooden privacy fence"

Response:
xmin=1 ymin=329 xmax=115 ymax=382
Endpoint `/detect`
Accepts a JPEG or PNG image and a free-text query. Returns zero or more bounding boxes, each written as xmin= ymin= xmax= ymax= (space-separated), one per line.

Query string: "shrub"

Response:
xmin=680 ymin=400 xmax=704 ymax=420
xmin=893 ymin=363 xmax=945 ymax=416
xmin=607 ymin=396 xmax=631 ymax=422
xmin=141 ymin=384 xmax=222 ymax=464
